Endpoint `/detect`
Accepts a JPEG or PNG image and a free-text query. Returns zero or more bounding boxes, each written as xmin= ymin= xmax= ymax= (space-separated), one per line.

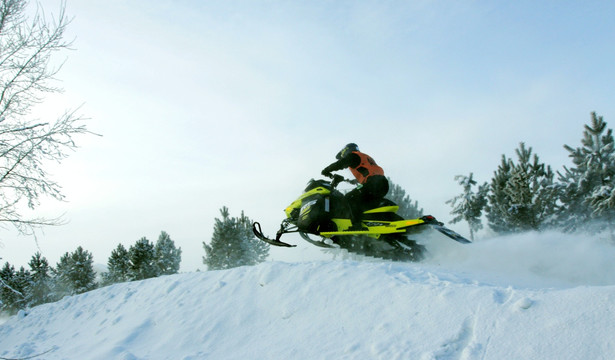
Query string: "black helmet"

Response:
xmin=336 ymin=143 xmax=359 ymax=159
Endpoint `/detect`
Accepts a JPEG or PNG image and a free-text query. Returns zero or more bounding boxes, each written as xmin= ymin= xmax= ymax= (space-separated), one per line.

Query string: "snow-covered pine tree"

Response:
xmin=446 ymin=173 xmax=488 ymax=241
xmin=385 ymin=178 xmax=423 ymax=219
xmin=54 ymin=246 xmax=97 ymax=296
xmin=486 ymin=143 xmax=557 ymax=233
xmin=203 ymin=207 xmax=269 ymax=270
xmin=28 ymin=252 xmax=54 ymax=306
xmin=507 ymin=143 xmax=557 ymax=230
xmin=0 ymin=262 xmax=18 ymax=314
xmin=155 ymin=231 xmax=182 ymax=275
xmin=14 ymin=266 xmax=32 ymax=309
xmin=103 ymin=243 xmax=130 ymax=285
xmin=557 ymin=112 xmax=615 ymax=235
xmin=203 ymin=207 xmax=240 ymax=270
xmin=486 ymin=155 xmax=514 ymax=233
xmin=128 ymin=238 xmax=158 ymax=280
xmin=0 ymin=262 xmax=29 ymax=315
xmin=237 ymin=212 xmax=269 ymax=266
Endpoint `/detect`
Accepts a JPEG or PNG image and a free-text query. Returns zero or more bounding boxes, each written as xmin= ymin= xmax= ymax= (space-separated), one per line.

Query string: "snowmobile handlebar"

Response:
xmin=323 ymin=173 xmax=357 ymax=188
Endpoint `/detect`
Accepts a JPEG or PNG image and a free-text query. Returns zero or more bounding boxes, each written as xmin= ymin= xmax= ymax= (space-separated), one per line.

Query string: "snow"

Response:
xmin=2 ymin=231 xmax=615 ymax=359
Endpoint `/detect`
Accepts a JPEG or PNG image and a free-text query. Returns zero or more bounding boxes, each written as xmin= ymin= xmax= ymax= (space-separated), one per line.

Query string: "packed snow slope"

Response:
xmin=2 ymin=231 xmax=615 ymax=360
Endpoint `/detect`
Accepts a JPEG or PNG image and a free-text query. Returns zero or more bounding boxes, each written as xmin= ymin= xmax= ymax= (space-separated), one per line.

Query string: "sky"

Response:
xmin=1 ymin=0 xmax=615 ymax=271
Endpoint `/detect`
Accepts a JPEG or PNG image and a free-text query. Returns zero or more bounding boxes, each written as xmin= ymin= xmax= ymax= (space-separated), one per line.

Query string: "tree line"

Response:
xmin=0 ymin=231 xmax=182 ymax=315
xmin=2 ymin=205 xmax=271 ymax=316
xmin=1 ymin=204 xmax=275 ymax=316
xmin=447 ymin=112 xmax=615 ymax=241
xmin=6 ymin=111 xmax=611 ymax=315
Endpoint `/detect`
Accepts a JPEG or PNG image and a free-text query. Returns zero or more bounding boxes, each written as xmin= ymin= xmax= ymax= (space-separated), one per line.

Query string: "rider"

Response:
xmin=321 ymin=143 xmax=390 ymax=230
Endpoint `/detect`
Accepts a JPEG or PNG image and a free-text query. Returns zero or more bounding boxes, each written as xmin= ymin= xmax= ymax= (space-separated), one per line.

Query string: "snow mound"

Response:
xmin=1 ymin=260 xmax=614 ymax=359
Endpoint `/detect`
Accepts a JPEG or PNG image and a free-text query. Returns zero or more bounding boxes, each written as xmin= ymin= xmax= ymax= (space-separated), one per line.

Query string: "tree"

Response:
xmin=203 ymin=207 xmax=269 ymax=270
xmin=27 ymin=252 xmax=54 ymax=306
xmin=0 ymin=0 xmax=92 ymax=234
xmin=486 ymin=143 xmax=557 ymax=233
xmin=154 ymin=231 xmax=182 ymax=276
xmin=0 ymin=262 xmax=30 ymax=314
xmin=1 ymin=262 xmax=19 ymax=313
xmin=128 ymin=237 xmax=158 ymax=280
xmin=557 ymin=112 xmax=615 ymax=235
xmin=446 ymin=173 xmax=488 ymax=241
xmin=485 ymin=154 xmax=514 ymax=233
xmin=54 ymin=246 xmax=96 ymax=296
xmin=102 ymin=243 xmax=130 ymax=285
xmin=385 ymin=178 xmax=423 ymax=219
xmin=237 ymin=212 xmax=269 ymax=266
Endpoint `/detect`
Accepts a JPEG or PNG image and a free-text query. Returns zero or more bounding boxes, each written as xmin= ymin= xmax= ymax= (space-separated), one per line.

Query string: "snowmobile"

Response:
xmin=252 ymin=174 xmax=470 ymax=261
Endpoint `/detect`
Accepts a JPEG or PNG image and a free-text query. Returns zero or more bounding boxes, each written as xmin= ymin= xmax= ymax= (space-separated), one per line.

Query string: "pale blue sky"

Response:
xmin=3 ymin=0 xmax=614 ymax=270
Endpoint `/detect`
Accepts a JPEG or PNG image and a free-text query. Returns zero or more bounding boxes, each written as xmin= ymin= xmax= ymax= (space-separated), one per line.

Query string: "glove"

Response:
xmin=321 ymin=169 xmax=333 ymax=178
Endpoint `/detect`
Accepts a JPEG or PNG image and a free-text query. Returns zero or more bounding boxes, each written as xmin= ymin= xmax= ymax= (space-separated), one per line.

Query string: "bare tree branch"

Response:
xmin=0 ymin=0 xmax=92 ymax=235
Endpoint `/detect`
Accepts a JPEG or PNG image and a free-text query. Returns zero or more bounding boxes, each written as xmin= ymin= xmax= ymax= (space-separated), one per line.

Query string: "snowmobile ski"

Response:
xmin=252 ymin=222 xmax=296 ymax=247
xmin=432 ymin=224 xmax=471 ymax=244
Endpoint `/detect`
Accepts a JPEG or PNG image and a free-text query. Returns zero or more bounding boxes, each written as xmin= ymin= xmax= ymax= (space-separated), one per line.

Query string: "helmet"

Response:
xmin=336 ymin=143 xmax=359 ymax=159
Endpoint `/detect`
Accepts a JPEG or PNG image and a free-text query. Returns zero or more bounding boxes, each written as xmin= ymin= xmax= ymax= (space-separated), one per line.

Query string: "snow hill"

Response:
xmin=1 ymin=231 xmax=615 ymax=359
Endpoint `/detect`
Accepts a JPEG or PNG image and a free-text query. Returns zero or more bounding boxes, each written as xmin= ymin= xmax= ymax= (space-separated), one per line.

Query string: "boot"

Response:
xmin=347 ymin=213 xmax=366 ymax=231
xmin=346 ymin=202 xmax=366 ymax=231
xmin=348 ymin=222 xmax=366 ymax=231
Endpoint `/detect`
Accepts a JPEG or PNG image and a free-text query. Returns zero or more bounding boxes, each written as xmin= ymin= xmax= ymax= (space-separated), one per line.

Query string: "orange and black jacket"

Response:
xmin=323 ymin=151 xmax=384 ymax=184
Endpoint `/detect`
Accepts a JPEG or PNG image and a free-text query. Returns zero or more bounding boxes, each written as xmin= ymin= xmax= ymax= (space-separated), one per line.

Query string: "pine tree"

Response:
xmin=486 ymin=155 xmax=514 ymax=233
xmin=128 ymin=237 xmax=158 ymax=280
xmin=385 ymin=178 xmax=423 ymax=218
xmin=446 ymin=173 xmax=488 ymax=241
xmin=557 ymin=112 xmax=615 ymax=235
xmin=13 ymin=266 xmax=31 ymax=309
xmin=1 ymin=262 xmax=17 ymax=313
xmin=0 ymin=262 xmax=30 ymax=314
xmin=203 ymin=207 xmax=269 ymax=270
xmin=237 ymin=213 xmax=269 ymax=266
xmin=486 ymin=143 xmax=557 ymax=233
xmin=54 ymin=246 xmax=97 ymax=296
xmin=103 ymin=244 xmax=130 ymax=285
xmin=155 ymin=231 xmax=182 ymax=275
xmin=28 ymin=252 xmax=54 ymax=306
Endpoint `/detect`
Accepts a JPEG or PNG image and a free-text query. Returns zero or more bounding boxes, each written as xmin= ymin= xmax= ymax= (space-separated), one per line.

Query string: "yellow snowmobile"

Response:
xmin=252 ymin=175 xmax=470 ymax=261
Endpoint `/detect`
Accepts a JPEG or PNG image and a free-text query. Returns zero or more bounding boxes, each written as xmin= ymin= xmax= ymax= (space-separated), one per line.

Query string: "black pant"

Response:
xmin=345 ymin=175 xmax=389 ymax=222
